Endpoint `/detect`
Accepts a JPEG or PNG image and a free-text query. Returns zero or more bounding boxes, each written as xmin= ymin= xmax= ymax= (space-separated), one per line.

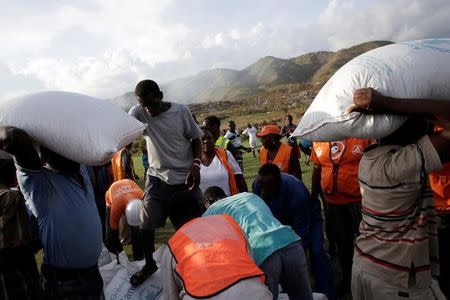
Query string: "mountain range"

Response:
xmin=110 ymin=40 xmax=393 ymax=111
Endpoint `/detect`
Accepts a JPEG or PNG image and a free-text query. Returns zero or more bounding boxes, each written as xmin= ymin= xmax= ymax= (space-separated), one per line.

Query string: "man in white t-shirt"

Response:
xmin=242 ymin=123 xmax=258 ymax=158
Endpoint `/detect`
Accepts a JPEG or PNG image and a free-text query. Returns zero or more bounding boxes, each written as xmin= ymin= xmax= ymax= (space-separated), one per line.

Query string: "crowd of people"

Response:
xmin=0 ymin=79 xmax=449 ymax=300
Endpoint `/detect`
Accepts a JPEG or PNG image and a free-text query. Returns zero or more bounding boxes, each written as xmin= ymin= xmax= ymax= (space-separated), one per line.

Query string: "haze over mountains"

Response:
xmin=111 ymin=40 xmax=393 ymax=111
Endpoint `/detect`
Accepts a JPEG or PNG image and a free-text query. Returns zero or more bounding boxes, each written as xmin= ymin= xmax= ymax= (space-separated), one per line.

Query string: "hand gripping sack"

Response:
xmin=293 ymin=39 xmax=450 ymax=141
xmin=0 ymin=91 xmax=146 ymax=165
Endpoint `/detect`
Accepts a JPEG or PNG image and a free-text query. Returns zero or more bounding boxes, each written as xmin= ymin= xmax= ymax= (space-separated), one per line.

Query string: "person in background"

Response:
xmin=281 ymin=115 xmax=300 ymax=159
xmin=0 ymin=126 xmax=103 ymax=299
xmin=128 ymin=79 xmax=204 ymax=286
xmin=311 ymin=137 xmax=370 ymax=295
xmin=199 ymin=129 xmax=247 ymax=195
xmin=104 ymin=179 xmax=144 ymax=261
xmin=253 ymin=164 xmax=336 ymax=300
xmin=225 ymin=120 xmax=251 ymax=171
xmin=111 ymin=143 xmax=139 ymax=182
xmin=141 ymin=147 xmax=149 ymax=176
xmin=299 ymin=139 xmax=312 ymax=165
xmin=159 ymin=191 xmax=272 ymax=300
xmin=350 ymin=87 xmax=449 ymax=299
xmin=203 ymin=116 xmax=239 ymax=161
xmin=203 ymin=191 xmax=313 ymax=300
xmin=111 ymin=143 xmax=138 ymax=245
xmin=257 ymin=125 xmax=302 ymax=180
xmin=0 ymin=157 xmax=42 ymax=300
xmin=242 ymin=123 xmax=258 ymax=158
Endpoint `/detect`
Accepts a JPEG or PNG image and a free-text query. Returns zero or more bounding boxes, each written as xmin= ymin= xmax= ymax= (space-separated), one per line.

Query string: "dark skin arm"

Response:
xmin=0 ymin=126 xmax=42 ymax=170
xmin=351 ymin=88 xmax=450 ymax=163
xmin=185 ymin=138 xmax=202 ymax=191
xmin=288 ymin=149 xmax=302 ymax=181
xmin=235 ymin=174 xmax=248 ymax=192
xmin=311 ymin=163 xmax=322 ymax=200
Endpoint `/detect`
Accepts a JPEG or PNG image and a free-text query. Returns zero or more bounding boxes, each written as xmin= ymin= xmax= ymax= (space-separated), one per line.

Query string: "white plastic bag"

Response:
xmin=293 ymin=39 xmax=450 ymax=141
xmin=98 ymin=244 xmax=112 ymax=267
xmin=99 ymin=251 xmax=163 ymax=300
xmin=0 ymin=91 xmax=146 ymax=165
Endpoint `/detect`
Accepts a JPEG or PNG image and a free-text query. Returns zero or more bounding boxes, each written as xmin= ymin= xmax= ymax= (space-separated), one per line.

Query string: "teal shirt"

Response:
xmin=203 ymin=192 xmax=300 ymax=265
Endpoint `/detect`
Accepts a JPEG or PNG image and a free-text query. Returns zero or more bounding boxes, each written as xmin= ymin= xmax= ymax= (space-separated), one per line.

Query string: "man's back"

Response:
xmin=17 ymin=165 xmax=102 ymax=268
xmin=203 ymin=192 xmax=299 ymax=265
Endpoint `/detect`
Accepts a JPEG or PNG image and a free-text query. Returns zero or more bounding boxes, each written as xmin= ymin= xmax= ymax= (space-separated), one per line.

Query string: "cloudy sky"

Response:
xmin=1 ymin=0 xmax=449 ymax=100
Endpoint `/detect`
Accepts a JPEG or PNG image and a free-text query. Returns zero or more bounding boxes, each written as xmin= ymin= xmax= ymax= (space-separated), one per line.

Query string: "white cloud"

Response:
xmin=1 ymin=0 xmax=450 ymax=99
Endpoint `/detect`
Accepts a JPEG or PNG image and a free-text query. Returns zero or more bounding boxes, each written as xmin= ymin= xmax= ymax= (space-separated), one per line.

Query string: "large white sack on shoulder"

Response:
xmin=293 ymin=39 xmax=450 ymax=141
xmin=0 ymin=91 xmax=146 ymax=165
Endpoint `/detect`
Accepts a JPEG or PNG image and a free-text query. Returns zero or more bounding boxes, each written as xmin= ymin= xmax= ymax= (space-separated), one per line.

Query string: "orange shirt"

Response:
xmin=311 ymin=138 xmax=371 ymax=205
xmin=105 ymin=179 xmax=143 ymax=230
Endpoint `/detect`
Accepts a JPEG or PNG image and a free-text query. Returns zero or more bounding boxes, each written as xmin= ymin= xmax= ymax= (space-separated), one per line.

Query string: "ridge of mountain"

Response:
xmin=110 ymin=40 xmax=393 ymax=111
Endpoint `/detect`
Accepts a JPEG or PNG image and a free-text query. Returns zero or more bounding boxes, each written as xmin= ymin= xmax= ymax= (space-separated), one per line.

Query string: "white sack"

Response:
xmin=293 ymin=39 xmax=450 ymax=141
xmin=0 ymin=91 xmax=146 ymax=165
xmin=98 ymin=244 xmax=112 ymax=267
xmin=99 ymin=251 xmax=163 ymax=300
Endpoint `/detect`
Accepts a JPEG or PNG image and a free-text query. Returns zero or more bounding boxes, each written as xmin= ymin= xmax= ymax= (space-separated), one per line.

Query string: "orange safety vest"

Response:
xmin=111 ymin=148 xmax=135 ymax=182
xmin=111 ymin=148 xmax=125 ymax=181
xmin=105 ymin=179 xmax=143 ymax=230
xmin=312 ymin=138 xmax=370 ymax=205
xmin=429 ymin=125 xmax=450 ymax=213
xmin=214 ymin=148 xmax=238 ymax=195
xmin=168 ymin=214 xmax=265 ymax=298
xmin=259 ymin=143 xmax=292 ymax=173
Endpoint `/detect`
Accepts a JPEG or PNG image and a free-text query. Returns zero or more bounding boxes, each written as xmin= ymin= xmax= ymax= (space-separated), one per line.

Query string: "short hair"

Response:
xmin=203 ymin=186 xmax=226 ymax=205
xmin=204 ymin=116 xmax=221 ymax=127
xmin=258 ymin=163 xmax=281 ymax=181
xmin=168 ymin=191 xmax=203 ymax=229
xmin=135 ymin=79 xmax=162 ymax=99
xmin=287 ymin=115 xmax=293 ymax=119
xmin=0 ymin=159 xmax=16 ymax=187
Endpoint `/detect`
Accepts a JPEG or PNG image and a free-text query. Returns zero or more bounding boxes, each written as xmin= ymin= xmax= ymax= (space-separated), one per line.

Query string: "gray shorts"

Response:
xmin=140 ymin=175 xmax=203 ymax=230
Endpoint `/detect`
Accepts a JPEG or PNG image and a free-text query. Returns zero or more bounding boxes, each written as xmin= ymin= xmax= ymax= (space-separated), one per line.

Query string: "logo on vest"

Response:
xmin=352 ymin=145 xmax=363 ymax=155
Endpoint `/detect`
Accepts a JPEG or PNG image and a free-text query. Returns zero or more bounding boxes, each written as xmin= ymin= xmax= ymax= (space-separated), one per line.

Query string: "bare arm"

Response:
xmin=351 ymin=88 xmax=450 ymax=117
xmin=351 ymin=88 xmax=450 ymax=163
xmin=185 ymin=138 xmax=202 ymax=190
xmin=0 ymin=126 xmax=42 ymax=170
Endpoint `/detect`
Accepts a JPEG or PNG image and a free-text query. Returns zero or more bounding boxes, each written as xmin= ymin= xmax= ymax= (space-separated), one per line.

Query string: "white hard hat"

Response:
xmin=125 ymin=199 xmax=143 ymax=227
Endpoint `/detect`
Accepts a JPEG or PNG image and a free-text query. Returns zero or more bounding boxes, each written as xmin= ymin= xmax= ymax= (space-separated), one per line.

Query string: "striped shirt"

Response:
xmin=354 ymin=135 xmax=441 ymax=289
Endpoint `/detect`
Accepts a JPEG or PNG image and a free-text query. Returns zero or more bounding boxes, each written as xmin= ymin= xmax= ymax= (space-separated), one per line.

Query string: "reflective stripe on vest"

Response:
xmin=215 ymin=136 xmax=229 ymax=149
xmin=259 ymin=143 xmax=291 ymax=173
xmin=214 ymin=148 xmax=238 ymax=195
xmin=168 ymin=215 xmax=265 ymax=298
xmin=111 ymin=149 xmax=125 ymax=182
